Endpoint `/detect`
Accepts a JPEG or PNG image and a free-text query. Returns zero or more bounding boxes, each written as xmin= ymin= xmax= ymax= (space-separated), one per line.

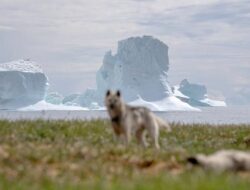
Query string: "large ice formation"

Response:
xmin=173 ymin=79 xmax=226 ymax=107
xmin=81 ymin=36 xmax=181 ymax=109
xmin=10 ymin=36 xmax=225 ymax=111
xmin=60 ymin=34 xmax=227 ymax=111
xmin=0 ymin=59 xmax=48 ymax=109
xmin=96 ymin=35 xmax=172 ymax=102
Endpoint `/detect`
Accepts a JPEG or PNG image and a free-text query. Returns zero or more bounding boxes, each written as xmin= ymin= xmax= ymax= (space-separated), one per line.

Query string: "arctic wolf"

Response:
xmin=105 ymin=90 xmax=171 ymax=149
xmin=187 ymin=150 xmax=250 ymax=172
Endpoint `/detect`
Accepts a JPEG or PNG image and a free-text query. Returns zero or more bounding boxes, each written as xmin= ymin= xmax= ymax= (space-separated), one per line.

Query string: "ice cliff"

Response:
xmin=96 ymin=36 xmax=172 ymax=102
xmin=0 ymin=59 xmax=48 ymax=109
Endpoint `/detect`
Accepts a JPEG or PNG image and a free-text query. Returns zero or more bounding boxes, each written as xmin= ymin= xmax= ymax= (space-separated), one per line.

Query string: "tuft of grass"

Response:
xmin=0 ymin=120 xmax=249 ymax=190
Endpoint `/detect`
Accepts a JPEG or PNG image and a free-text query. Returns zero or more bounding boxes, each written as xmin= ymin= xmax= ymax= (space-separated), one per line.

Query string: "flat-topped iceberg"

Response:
xmin=96 ymin=36 xmax=172 ymax=102
xmin=0 ymin=59 xmax=48 ymax=109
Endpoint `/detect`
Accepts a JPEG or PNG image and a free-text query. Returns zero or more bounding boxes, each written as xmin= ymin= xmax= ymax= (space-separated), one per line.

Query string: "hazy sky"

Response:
xmin=0 ymin=0 xmax=250 ymax=103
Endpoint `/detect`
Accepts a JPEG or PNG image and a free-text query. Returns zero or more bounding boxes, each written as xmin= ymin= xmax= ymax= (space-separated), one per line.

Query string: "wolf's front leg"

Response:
xmin=125 ymin=129 xmax=131 ymax=147
xmin=113 ymin=133 xmax=126 ymax=144
xmin=147 ymin=121 xmax=160 ymax=150
xmin=151 ymin=128 xmax=160 ymax=150
xmin=112 ymin=133 xmax=119 ymax=142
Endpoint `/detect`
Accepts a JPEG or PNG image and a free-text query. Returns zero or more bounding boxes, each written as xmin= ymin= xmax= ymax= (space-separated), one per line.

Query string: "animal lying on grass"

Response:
xmin=188 ymin=150 xmax=250 ymax=172
xmin=105 ymin=90 xmax=171 ymax=149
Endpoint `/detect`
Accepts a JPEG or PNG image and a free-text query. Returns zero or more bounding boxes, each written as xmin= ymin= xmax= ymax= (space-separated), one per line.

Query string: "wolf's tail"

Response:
xmin=154 ymin=116 xmax=171 ymax=132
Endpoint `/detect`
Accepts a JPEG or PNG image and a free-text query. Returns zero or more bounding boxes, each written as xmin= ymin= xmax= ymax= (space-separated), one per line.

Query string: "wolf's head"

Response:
xmin=105 ymin=90 xmax=123 ymax=113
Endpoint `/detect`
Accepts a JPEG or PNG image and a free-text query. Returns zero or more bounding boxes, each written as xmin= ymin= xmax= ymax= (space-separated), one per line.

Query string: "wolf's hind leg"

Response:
xmin=148 ymin=121 xmax=160 ymax=149
xmin=136 ymin=128 xmax=148 ymax=148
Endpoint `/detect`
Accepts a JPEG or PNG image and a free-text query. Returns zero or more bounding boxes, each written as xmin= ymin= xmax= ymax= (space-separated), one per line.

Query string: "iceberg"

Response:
xmin=173 ymin=79 xmax=226 ymax=107
xmin=62 ymin=94 xmax=81 ymax=106
xmin=61 ymin=91 xmax=102 ymax=109
xmin=76 ymin=36 xmax=198 ymax=111
xmin=0 ymin=59 xmax=49 ymax=110
xmin=179 ymin=79 xmax=207 ymax=100
xmin=78 ymin=89 xmax=100 ymax=107
xmin=96 ymin=36 xmax=172 ymax=102
xmin=9 ymin=37 xmax=225 ymax=111
xmin=45 ymin=92 xmax=64 ymax=105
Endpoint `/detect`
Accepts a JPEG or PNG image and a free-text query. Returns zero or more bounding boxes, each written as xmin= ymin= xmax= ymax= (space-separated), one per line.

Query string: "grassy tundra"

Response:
xmin=0 ymin=120 xmax=249 ymax=190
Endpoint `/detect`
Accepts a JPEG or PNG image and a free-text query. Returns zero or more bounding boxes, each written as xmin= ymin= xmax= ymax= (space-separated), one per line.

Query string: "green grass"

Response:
xmin=0 ymin=120 xmax=249 ymax=190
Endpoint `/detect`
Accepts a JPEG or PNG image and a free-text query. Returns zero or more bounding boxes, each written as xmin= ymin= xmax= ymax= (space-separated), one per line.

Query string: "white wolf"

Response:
xmin=105 ymin=90 xmax=171 ymax=149
xmin=187 ymin=150 xmax=250 ymax=172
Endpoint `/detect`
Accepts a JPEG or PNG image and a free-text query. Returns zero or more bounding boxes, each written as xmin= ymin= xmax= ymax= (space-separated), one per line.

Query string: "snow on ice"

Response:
xmin=0 ymin=59 xmax=48 ymax=109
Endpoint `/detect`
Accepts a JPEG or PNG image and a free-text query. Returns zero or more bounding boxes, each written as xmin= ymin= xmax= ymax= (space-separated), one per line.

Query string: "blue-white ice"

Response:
xmin=0 ymin=59 xmax=48 ymax=110
xmin=71 ymin=36 xmax=199 ymax=111
xmin=0 ymin=37 xmax=226 ymax=111
xmin=173 ymin=79 xmax=226 ymax=107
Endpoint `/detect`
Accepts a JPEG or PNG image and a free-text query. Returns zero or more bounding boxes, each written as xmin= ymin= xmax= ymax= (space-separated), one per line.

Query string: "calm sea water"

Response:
xmin=0 ymin=106 xmax=250 ymax=125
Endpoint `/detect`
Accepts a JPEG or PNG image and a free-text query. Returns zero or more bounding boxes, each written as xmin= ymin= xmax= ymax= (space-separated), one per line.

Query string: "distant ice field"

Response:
xmin=0 ymin=106 xmax=250 ymax=125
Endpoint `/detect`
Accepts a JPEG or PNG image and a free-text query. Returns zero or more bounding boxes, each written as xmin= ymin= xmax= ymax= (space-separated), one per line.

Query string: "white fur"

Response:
xmin=189 ymin=150 xmax=250 ymax=172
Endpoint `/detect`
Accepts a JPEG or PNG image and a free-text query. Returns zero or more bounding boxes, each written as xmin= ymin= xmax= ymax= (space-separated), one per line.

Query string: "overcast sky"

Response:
xmin=0 ymin=0 xmax=250 ymax=103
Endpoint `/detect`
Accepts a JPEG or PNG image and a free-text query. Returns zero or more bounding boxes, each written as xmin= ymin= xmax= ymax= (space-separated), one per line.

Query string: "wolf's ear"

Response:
xmin=106 ymin=90 xmax=111 ymax=97
xmin=116 ymin=90 xmax=121 ymax=97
